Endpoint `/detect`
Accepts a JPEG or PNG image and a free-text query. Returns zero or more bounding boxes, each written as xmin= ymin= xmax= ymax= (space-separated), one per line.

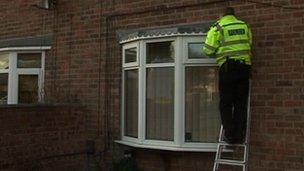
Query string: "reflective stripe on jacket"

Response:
xmin=203 ymin=15 xmax=252 ymax=66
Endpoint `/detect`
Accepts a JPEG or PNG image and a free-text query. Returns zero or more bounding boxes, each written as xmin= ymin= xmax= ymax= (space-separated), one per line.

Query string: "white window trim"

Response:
xmin=0 ymin=50 xmax=46 ymax=105
xmin=0 ymin=46 xmax=51 ymax=52
xmin=121 ymin=67 xmax=139 ymax=144
xmin=122 ymin=42 xmax=139 ymax=68
xmin=120 ymin=36 xmax=220 ymax=152
xmin=143 ymin=37 xmax=176 ymax=146
xmin=121 ymin=40 xmax=140 ymax=143
xmin=121 ymin=42 xmax=140 ymax=142
xmin=183 ymin=36 xmax=216 ymax=64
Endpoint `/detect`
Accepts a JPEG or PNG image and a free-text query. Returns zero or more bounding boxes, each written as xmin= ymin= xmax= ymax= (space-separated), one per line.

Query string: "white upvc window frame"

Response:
xmin=122 ymin=42 xmax=140 ymax=143
xmin=181 ymin=36 xmax=218 ymax=149
xmin=119 ymin=35 xmax=220 ymax=152
xmin=183 ymin=36 xmax=216 ymax=64
xmin=142 ymin=37 xmax=177 ymax=147
xmin=122 ymin=42 xmax=139 ymax=68
xmin=0 ymin=50 xmax=46 ymax=105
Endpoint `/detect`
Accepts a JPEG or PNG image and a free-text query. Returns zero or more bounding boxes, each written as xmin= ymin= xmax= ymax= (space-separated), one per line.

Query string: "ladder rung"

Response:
xmin=218 ymin=142 xmax=247 ymax=147
xmin=215 ymin=159 xmax=246 ymax=166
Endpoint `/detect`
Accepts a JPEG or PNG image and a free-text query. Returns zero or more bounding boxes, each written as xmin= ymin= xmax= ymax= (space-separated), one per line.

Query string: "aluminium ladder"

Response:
xmin=213 ymin=81 xmax=251 ymax=171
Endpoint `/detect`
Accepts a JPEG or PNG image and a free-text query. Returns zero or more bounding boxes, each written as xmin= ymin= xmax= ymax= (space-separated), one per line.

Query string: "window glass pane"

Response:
xmin=17 ymin=53 xmax=41 ymax=68
xmin=124 ymin=69 xmax=138 ymax=137
xmin=185 ymin=67 xmax=220 ymax=142
xmin=0 ymin=74 xmax=8 ymax=104
xmin=188 ymin=43 xmax=206 ymax=59
xmin=18 ymin=75 xmax=38 ymax=104
xmin=125 ymin=47 xmax=137 ymax=63
xmin=146 ymin=67 xmax=174 ymax=141
xmin=146 ymin=41 xmax=174 ymax=63
xmin=0 ymin=54 xmax=9 ymax=69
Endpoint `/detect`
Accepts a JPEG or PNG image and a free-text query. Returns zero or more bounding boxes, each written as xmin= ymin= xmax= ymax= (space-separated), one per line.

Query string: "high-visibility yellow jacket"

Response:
xmin=203 ymin=15 xmax=252 ymax=66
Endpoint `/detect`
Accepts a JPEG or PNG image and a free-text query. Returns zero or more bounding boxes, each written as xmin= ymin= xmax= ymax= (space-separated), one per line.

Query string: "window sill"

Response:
xmin=116 ymin=140 xmax=226 ymax=152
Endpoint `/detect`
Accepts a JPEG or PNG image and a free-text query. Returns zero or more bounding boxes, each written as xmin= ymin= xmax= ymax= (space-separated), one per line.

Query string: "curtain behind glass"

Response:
xmin=124 ymin=70 xmax=138 ymax=137
xmin=18 ymin=75 xmax=38 ymax=104
xmin=0 ymin=54 xmax=9 ymax=69
xmin=146 ymin=42 xmax=174 ymax=63
xmin=185 ymin=66 xmax=220 ymax=142
xmin=146 ymin=67 xmax=174 ymax=141
xmin=0 ymin=73 xmax=8 ymax=104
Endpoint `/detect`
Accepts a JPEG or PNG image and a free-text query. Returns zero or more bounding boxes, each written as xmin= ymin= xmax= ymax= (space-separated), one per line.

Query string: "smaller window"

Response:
xmin=17 ymin=53 xmax=42 ymax=68
xmin=123 ymin=42 xmax=139 ymax=67
xmin=125 ymin=47 xmax=137 ymax=63
xmin=184 ymin=37 xmax=215 ymax=64
xmin=188 ymin=43 xmax=205 ymax=59
xmin=146 ymin=41 xmax=174 ymax=64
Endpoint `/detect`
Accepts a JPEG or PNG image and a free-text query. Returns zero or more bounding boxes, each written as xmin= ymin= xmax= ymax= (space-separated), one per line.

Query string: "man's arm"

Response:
xmin=203 ymin=25 xmax=220 ymax=57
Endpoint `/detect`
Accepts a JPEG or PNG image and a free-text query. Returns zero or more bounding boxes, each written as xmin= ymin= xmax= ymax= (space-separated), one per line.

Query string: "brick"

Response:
xmin=276 ymin=80 xmax=293 ymax=86
xmin=0 ymin=105 xmax=86 ymax=170
xmin=284 ymin=100 xmax=302 ymax=107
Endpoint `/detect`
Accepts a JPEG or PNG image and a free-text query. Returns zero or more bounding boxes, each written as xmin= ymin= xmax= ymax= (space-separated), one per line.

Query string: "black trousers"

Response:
xmin=219 ymin=60 xmax=251 ymax=142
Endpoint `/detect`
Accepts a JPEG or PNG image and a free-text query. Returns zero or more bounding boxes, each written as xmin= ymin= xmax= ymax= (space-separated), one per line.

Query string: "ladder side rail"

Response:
xmin=244 ymin=80 xmax=252 ymax=171
xmin=213 ymin=125 xmax=224 ymax=171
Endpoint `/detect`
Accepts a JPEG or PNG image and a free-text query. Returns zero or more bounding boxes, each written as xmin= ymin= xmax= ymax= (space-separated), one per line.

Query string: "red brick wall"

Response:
xmin=104 ymin=0 xmax=304 ymax=170
xmin=0 ymin=105 xmax=87 ymax=171
xmin=0 ymin=0 xmax=303 ymax=170
xmin=133 ymin=149 xmax=215 ymax=171
xmin=0 ymin=0 xmax=54 ymax=39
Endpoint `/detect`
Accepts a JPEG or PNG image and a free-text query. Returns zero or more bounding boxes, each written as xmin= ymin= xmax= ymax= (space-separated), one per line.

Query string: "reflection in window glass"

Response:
xmin=0 ymin=74 xmax=8 ymax=104
xmin=17 ymin=53 xmax=41 ymax=68
xmin=124 ymin=70 xmax=138 ymax=138
xmin=18 ymin=75 xmax=38 ymax=104
xmin=185 ymin=67 xmax=220 ymax=142
xmin=0 ymin=54 xmax=9 ymax=69
xmin=146 ymin=41 xmax=174 ymax=63
xmin=146 ymin=67 xmax=174 ymax=141
xmin=188 ymin=43 xmax=205 ymax=59
xmin=125 ymin=47 xmax=137 ymax=63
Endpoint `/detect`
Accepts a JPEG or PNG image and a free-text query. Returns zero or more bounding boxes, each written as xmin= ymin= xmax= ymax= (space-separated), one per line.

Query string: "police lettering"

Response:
xmin=228 ymin=29 xmax=245 ymax=36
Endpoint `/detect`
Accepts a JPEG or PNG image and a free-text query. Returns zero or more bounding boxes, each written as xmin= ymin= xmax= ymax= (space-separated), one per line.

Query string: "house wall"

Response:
xmin=0 ymin=105 xmax=87 ymax=171
xmin=0 ymin=0 xmax=303 ymax=170
xmin=104 ymin=0 xmax=304 ymax=170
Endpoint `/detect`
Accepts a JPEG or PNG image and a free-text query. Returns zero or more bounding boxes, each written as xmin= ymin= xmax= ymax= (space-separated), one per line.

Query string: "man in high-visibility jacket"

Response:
xmin=203 ymin=7 xmax=252 ymax=144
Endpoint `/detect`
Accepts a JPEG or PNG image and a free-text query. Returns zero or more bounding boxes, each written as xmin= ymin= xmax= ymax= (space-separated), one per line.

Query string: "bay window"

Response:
xmin=120 ymin=35 xmax=221 ymax=151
